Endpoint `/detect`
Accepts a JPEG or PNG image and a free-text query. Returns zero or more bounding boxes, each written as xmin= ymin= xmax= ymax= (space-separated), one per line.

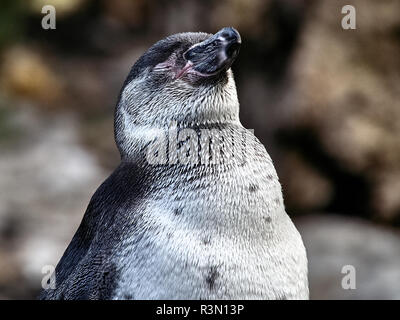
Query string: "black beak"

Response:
xmin=184 ymin=27 xmax=241 ymax=76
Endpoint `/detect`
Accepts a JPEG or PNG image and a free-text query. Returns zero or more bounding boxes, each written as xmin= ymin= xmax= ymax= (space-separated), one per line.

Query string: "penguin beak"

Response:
xmin=182 ymin=27 xmax=241 ymax=77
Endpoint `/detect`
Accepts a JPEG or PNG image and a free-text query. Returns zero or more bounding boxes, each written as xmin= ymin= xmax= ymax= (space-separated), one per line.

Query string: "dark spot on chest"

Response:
xmin=205 ymin=266 xmax=219 ymax=290
xmin=263 ymin=216 xmax=272 ymax=223
xmin=123 ymin=292 xmax=134 ymax=299
xmin=174 ymin=208 xmax=183 ymax=216
xmin=203 ymin=236 xmax=211 ymax=245
xmin=173 ymin=194 xmax=183 ymax=201
xmin=90 ymin=261 xmax=120 ymax=300
xmin=239 ymin=160 xmax=247 ymax=167
xmin=248 ymin=183 xmax=259 ymax=192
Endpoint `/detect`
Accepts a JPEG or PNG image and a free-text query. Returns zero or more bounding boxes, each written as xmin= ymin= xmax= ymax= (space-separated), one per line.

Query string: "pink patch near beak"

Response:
xmin=175 ymin=61 xmax=193 ymax=79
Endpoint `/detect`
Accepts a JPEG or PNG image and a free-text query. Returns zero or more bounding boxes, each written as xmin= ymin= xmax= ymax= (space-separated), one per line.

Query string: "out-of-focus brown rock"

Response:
xmin=281 ymin=153 xmax=333 ymax=212
xmin=211 ymin=0 xmax=270 ymax=37
xmin=102 ymin=0 xmax=148 ymax=28
xmin=0 ymin=47 xmax=63 ymax=104
xmin=281 ymin=0 xmax=400 ymax=219
xmin=0 ymin=249 xmax=20 ymax=286
xmin=372 ymin=171 xmax=400 ymax=221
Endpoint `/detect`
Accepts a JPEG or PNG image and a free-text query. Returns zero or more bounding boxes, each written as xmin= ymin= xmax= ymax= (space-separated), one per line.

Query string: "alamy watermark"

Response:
xmin=144 ymin=125 xmax=257 ymax=166
xmin=341 ymin=5 xmax=356 ymax=30
xmin=41 ymin=264 xmax=56 ymax=290
xmin=341 ymin=265 xmax=356 ymax=290
xmin=41 ymin=5 xmax=56 ymax=30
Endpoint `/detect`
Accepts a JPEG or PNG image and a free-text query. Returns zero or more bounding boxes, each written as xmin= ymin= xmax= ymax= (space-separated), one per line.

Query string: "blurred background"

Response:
xmin=0 ymin=0 xmax=399 ymax=299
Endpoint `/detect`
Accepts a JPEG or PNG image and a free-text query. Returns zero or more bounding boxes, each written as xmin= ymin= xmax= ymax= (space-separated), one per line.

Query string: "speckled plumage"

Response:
xmin=39 ymin=28 xmax=308 ymax=300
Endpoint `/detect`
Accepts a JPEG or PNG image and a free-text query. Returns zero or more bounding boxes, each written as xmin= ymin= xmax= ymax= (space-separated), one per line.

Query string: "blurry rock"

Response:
xmin=0 ymin=248 xmax=26 ymax=299
xmin=152 ymin=0 xmax=209 ymax=35
xmin=211 ymin=0 xmax=270 ymax=38
xmin=30 ymin=0 xmax=88 ymax=17
xmin=281 ymin=153 xmax=333 ymax=212
xmin=102 ymin=0 xmax=148 ymax=28
xmin=0 ymin=249 xmax=20 ymax=287
xmin=0 ymin=46 xmax=63 ymax=104
xmin=372 ymin=171 xmax=400 ymax=221
xmin=0 ymin=104 xmax=107 ymax=298
xmin=281 ymin=0 xmax=400 ymax=219
xmin=298 ymin=214 xmax=400 ymax=299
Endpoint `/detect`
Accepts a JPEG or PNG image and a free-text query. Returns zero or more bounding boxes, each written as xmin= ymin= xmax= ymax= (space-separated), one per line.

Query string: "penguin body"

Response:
xmin=40 ymin=28 xmax=308 ymax=300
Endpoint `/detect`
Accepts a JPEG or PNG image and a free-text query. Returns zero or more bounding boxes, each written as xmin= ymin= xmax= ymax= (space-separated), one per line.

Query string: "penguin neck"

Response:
xmin=115 ymin=72 xmax=242 ymax=161
xmin=115 ymin=100 xmax=242 ymax=162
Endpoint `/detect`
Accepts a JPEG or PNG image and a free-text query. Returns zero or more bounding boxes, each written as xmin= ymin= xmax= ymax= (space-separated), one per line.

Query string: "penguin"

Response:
xmin=39 ymin=27 xmax=309 ymax=300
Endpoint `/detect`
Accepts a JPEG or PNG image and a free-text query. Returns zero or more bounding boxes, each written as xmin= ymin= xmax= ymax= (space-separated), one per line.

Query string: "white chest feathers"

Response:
xmin=111 ymin=140 xmax=309 ymax=299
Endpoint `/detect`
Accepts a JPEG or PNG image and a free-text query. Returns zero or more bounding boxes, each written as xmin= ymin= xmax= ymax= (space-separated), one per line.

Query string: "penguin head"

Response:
xmin=115 ymin=28 xmax=242 ymax=158
xmin=117 ymin=28 xmax=241 ymax=122
xmin=126 ymin=27 xmax=240 ymax=84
